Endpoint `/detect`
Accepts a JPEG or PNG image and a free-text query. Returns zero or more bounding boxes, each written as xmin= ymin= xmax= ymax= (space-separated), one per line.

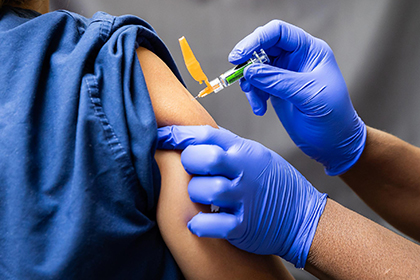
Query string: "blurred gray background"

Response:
xmin=50 ymin=0 xmax=420 ymax=279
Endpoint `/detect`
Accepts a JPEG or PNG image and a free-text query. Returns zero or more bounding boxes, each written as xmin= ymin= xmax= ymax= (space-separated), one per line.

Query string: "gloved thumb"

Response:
xmin=244 ymin=63 xmax=317 ymax=108
xmin=188 ymin=212 xmax=239 ymax=238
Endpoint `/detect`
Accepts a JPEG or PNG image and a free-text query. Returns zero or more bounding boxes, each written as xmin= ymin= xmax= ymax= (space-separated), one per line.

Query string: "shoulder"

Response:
xmin=136 ymin=47 xmax=217 ymax=128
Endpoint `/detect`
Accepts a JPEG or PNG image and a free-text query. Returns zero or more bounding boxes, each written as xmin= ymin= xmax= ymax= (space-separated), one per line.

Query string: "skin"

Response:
xmin=340 ymin=126 xmax=420 ymax=240
xmin=8 ymin=0 xmax=49 ymax=14
xmin=306 ymin=199 xmax=420 ymax=279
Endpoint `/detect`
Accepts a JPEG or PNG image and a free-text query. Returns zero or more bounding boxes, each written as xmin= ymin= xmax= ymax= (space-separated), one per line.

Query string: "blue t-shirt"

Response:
xmin=0 ymin=6 xmax=184 ymax=279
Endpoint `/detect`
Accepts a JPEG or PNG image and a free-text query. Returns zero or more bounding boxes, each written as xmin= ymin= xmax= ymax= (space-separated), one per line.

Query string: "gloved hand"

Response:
xmin=158 ymin=125 xmax=327 ymax=268
xmin=229 ymin=20 xmax=366 ymax=175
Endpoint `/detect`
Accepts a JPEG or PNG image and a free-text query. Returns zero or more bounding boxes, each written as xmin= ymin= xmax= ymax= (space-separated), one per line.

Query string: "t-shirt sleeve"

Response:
xmin=89 ymin=13 xmax=185 ymax=216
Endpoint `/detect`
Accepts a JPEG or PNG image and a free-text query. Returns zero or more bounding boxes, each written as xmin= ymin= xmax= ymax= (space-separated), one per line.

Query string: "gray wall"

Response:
xmin=51 ymin=1 xmax=420 ymax=279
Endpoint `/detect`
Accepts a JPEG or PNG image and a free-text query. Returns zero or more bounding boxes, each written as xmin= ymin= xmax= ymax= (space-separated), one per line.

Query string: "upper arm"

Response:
xmin=136 ymin=47 xmax=216 ymax=128
xmin=136 ymin=47 xmax=293 ymax=279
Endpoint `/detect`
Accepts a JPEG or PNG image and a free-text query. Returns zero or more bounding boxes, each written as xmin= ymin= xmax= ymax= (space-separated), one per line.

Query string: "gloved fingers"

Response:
xmin=228 ymin=19 xmax=309 ymax=64
xmin=188 ymin=212 xmax=239 ymax=238
xmin=157 ymin=125 xmax=241 ymax=151
xmin=240 ymin=79 xmax=269 ymax=116
xmin=181 ymin=145 xmax=240 ymax=177
xmin=244 ymin=63 xmax=317 ymax=109
xmin=188 ymin=176 xmax=240 ymax=209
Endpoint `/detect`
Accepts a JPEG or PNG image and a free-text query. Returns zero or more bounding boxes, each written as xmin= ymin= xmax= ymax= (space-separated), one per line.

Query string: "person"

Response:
xmin=0 ymin=1 xmax=295 ymax=279
xmin=157 ymin=20 xmax=420 ymax=279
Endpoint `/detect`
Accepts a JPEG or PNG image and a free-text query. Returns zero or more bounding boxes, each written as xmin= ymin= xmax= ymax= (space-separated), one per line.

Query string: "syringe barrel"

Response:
xmin=219 ymin=49 xmax=269 ymax=88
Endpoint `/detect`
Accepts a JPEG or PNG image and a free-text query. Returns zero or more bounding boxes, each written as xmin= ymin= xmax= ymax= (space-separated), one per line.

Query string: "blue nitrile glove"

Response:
xmin=229 ymin=20 xmax=366 ymax=176
xmin=157 ymin=125 xmax=327 ymax=268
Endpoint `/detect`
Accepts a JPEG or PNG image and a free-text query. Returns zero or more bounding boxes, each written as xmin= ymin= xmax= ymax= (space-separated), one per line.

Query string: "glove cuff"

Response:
xmin=325 ymin=118 xmax=367 ymax=176
xmin=282 ymin=192 xmax=328 ymax=269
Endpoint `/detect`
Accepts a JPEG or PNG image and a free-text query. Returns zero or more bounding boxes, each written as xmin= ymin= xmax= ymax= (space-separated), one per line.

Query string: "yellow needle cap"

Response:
xmin=179 ymin=36 xmax=213 ymax=95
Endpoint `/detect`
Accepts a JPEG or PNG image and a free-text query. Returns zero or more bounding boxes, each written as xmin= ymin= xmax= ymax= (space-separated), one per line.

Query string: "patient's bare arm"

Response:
xmin=136 ymin=47 xmax=294 ymax=279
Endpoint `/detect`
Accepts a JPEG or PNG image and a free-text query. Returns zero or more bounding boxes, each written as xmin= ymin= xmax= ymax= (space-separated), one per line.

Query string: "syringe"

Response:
xmin=197 ymin=49 xmax=270 ymax=98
